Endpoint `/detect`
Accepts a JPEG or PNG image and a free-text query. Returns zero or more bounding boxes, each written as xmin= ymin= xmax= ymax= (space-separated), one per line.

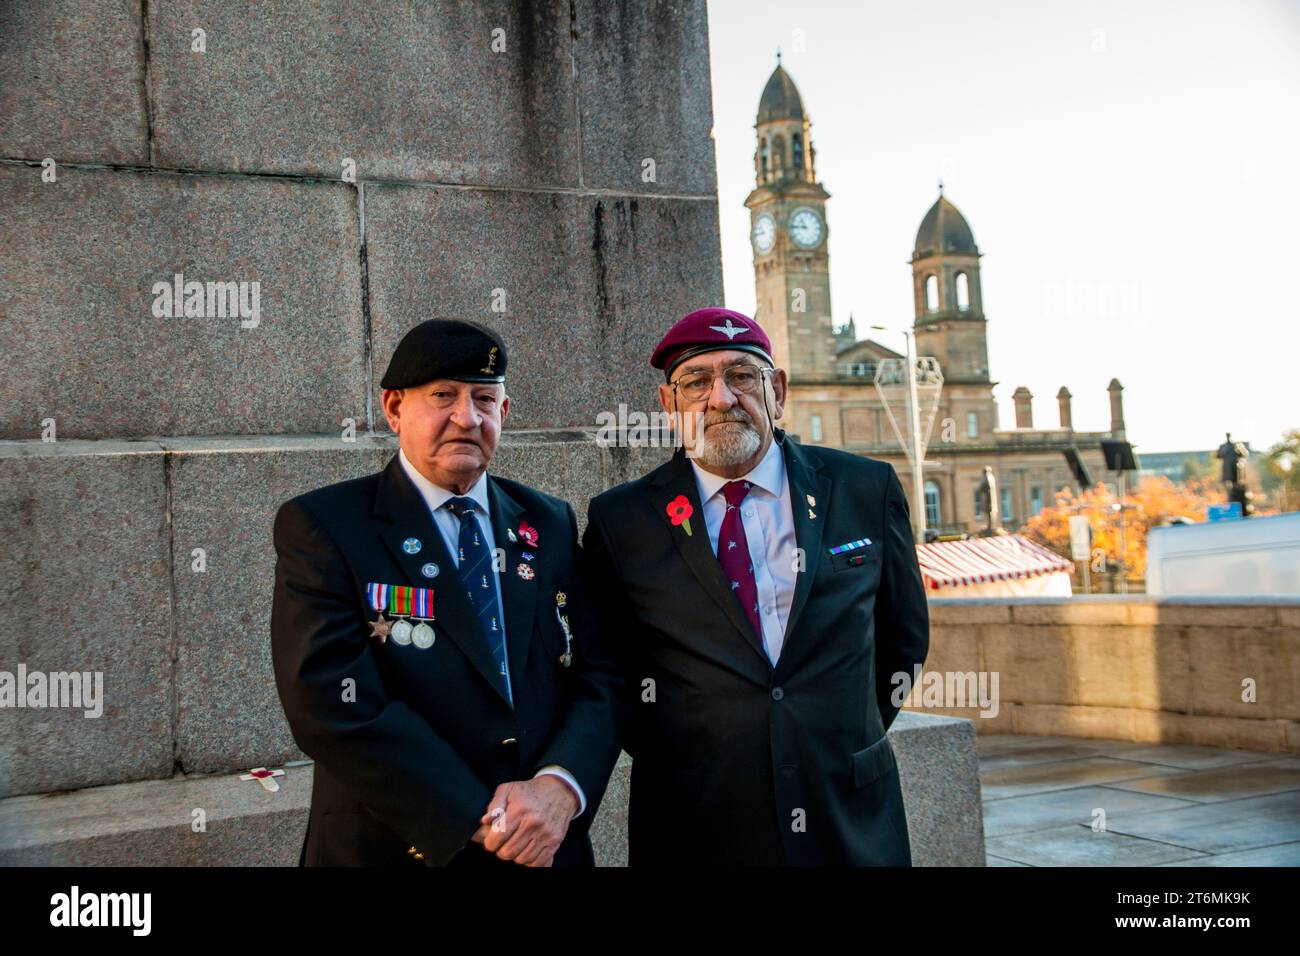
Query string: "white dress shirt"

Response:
xmin=689 ymin=437 xmax=798 ymax=664
xmin=398 ymin=449 xmax=586 ymax=817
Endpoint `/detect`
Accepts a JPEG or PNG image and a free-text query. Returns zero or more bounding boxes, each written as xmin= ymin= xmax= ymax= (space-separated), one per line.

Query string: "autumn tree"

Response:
xmin=1020 ymin=475 xmax=1231 ymax=584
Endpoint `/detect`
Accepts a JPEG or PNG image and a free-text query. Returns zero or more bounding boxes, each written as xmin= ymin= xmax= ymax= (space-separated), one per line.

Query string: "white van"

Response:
xmin=1146 ymin=511 xmax=1300 ymax=596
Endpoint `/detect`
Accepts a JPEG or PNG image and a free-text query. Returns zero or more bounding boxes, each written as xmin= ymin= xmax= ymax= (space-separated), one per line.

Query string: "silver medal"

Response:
xmin=390 ymin=619 xmax=413 ymax=646
xmin=411 ymin=622 xmax=436 ymax=649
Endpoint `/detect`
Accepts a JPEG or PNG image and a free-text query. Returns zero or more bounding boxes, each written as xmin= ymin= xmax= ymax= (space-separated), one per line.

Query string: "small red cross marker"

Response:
xmin=240 ymin=767 xmax=286 ymax=792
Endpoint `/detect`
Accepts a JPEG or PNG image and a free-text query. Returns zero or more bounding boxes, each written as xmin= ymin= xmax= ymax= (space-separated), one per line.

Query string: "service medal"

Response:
xmin=411 ymin=622 xmax=436 ymax=649
xmin=390 ymin=619 xmax=414 ymax=645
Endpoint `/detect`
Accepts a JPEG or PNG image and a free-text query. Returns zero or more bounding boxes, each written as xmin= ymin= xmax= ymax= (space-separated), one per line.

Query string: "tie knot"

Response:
xmin=721 ymin=480 xmax=753 ymax=508
xmin=445 ymin=496 xmax=476 ymax=518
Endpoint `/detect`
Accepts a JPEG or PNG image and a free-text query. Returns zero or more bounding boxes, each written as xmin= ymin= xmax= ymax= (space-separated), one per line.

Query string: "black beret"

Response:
xmin=380 ymin=319 xmax=508 ymax=389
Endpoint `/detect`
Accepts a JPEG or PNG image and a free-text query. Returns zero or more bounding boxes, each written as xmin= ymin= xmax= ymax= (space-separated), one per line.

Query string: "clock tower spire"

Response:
xmin=745 ymin=60 xmax=835 ymax=382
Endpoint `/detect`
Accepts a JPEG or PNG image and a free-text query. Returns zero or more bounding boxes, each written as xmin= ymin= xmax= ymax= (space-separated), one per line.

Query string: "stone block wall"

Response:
xmin=0 ymin=0 xmax=718 ymax=802
xmin=917 ymin=596 xmax=1300 ymax=753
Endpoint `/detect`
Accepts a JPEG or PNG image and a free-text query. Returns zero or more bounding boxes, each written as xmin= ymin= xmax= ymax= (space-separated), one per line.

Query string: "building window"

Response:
xmin=924 ymin=480 xmax=941 ymax=527
xmin=973 ymin=487 xmax=984 ymax=518
xmin=1031 ymin=485 xmax=1043 ymax=516
xmin=810 ymin=414 xmax=823 ymax=443
xmin=966 ymin=411 xmax=978 ymax=438
xmin=956 ymin=272 xmax=970 ymax=311
xmin=1001 ymin=487 xmax=1014 ymax=522
xmin=792 ymin=133 xmax=803 ymax=169
xmin=760 ymin=138 xmax=769 ymax=176
xmin=925 ymin=274 xmax=939 ymax=312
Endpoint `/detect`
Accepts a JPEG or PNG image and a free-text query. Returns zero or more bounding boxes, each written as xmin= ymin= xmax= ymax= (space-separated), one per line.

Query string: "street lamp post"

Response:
xmin=871 ymin=324 xmax=930 ymax=543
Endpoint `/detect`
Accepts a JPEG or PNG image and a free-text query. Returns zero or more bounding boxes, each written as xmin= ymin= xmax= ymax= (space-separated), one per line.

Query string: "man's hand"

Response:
xmin=476 ymin=776 xmax=579 ymax=867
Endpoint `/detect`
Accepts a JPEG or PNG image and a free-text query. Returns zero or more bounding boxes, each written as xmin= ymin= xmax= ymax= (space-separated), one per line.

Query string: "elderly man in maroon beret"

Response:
xmin=580 ymin=307 xmax=930 ymax=866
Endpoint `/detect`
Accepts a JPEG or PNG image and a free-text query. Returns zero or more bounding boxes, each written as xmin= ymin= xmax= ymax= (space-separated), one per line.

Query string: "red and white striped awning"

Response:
xmin=915 ymin=534 xmax=1075 ymax=590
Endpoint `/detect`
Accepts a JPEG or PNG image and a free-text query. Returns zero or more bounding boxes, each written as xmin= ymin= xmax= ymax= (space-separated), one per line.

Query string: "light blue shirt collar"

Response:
xmin=398 ymin=448 xmax=491 ymax=518
xmin=689 ymin=434 xmax=787 ymax=505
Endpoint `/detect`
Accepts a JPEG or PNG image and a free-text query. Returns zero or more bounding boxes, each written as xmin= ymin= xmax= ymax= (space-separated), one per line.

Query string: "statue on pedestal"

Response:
xmin=976 ymin=466 xmax=1006 ymax=536
xmin=1216 ymin=433 xmax=1252 ymax=516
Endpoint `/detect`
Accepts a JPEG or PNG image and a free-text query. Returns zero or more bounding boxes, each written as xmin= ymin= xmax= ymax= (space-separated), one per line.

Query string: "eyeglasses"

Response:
xmin=670 ymin=363 xmax=771 ymax=403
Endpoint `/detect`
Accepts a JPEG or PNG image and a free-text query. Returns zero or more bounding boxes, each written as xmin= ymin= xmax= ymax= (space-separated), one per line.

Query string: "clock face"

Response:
xmin=789 ymin=207 xmax=824 ymax=248
xmin=752 ymin=213 xmax=775 ymax=253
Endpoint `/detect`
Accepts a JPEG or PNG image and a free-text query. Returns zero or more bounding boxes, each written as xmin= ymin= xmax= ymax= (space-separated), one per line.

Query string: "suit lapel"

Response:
xmin=486 ymin=478 xmax=540 ymax=688
xmin=652 ymin=452 xmax=770 ymax=667
xmin=373 ymin=456 xmax=511 ymax=705
xmin=779 ymin=433 xmax=832 ymax=643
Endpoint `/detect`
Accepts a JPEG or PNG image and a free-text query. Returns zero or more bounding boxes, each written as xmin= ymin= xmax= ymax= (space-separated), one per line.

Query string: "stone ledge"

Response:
xmin=0 ymin=713 xmax=983 ymax=866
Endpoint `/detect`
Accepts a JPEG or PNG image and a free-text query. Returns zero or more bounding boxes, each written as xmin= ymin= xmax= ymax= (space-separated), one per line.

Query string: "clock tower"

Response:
xmin=745 ymin=58 xmax=836 ymax=382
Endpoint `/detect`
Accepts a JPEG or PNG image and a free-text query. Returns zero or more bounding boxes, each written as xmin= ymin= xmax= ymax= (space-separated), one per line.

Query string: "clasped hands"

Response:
xmin=470 ymin=775 xmax=578 ymax=867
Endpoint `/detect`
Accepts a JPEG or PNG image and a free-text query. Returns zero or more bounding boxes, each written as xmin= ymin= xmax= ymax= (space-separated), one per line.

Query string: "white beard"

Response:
xmin=694 ymin=417 xmax=762 ymax=468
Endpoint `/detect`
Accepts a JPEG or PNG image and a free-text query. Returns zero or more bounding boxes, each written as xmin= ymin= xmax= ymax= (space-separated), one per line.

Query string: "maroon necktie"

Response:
xmin=718 ymin=480 xmax=761 ymax=640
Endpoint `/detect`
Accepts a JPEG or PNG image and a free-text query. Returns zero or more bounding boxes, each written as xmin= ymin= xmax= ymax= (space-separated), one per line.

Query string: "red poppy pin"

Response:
xmin=517 ymin=521 xmax=539 ymax=548
xmin=666 ymin=495 xmax=694 ymax=536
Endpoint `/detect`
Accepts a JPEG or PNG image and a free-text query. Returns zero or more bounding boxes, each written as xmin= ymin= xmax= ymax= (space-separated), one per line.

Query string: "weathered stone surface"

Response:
xmin=573 ymin=0 xmax=717 ymax=195
xmin=889 ymin=712 xmax=985 ymax=865
xmin=364 ymin=183 xmax=722 ymax=431
xmin=0 ymin=763 xmax=312 ymax=865
xmin=167 ymin=437 xmax=392 ymax=774
xmin=0 ymin=440 xmax=172 ymax=797
xmin=148 ymin=0 xmax=578 ymax=187
xmin=492 ymin=432 xmax=608 ymax=523
xmin=590 ymin=752 xmax=630 ymax=867
xmin=0 ymin=0 xmax=149 ymax=165
xmin=0 ymin=166 xmax=365 ymax=439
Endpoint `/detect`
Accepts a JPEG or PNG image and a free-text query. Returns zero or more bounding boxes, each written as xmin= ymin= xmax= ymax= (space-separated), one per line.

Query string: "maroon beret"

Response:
xmin=650 ymin=308 xmax=774 ymax=377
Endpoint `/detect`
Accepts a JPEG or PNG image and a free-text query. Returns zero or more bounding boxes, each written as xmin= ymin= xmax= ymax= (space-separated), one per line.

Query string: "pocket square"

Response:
xmin=827 ymin=538 xmax=872 ymax=556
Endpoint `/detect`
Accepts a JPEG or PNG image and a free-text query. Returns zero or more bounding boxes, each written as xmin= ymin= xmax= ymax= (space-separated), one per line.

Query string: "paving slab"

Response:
xmin=985 ymin=824 xmax=1211 ymax=867
xmin=1101 ymin=790 xmax=1300 ymax=854
xmin=1104 ymin=758 xmax=1300 ymax=803
xmin=981 ymin=756 xmax=1187 ymax=801
xmin=982 ymin=785 xmax=1198 ymax=838
xmin=1105 ymin=743 xmax=1280 ymax=771
xmin=1155 ymin=842 xmax=1300 ymax=866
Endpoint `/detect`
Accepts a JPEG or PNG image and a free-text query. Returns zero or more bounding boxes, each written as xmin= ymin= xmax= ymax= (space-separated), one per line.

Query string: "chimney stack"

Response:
xmin=1013 ymin=386 xmax=1033 ymax=429
xmin=1108 ymin=378 xmax=1125 ymax=437
xmin=1057 ymin=386 xmax=1073 ymax=430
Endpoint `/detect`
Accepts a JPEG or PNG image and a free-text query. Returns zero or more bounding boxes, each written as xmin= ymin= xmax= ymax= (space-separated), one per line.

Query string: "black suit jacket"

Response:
xmin=270 ymin=454 xmax=622 ymax=866
xmin=580 ymin=430 xmax=929 ymax=866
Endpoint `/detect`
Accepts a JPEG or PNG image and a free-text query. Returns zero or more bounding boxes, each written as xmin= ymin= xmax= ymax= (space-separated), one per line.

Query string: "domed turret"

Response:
xmin=757 ymin=64 xmax=805 ymax=123
xmin=913 ymin=194 xmax=979 ymax=259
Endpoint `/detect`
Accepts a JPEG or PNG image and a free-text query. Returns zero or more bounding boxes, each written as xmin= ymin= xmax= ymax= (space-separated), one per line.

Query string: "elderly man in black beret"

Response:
xmin=271 ymin=319 xmax=622 ymax=867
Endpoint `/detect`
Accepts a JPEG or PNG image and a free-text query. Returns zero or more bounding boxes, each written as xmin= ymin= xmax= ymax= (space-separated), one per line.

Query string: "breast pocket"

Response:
xmin=829 ymin=542 xmax=881 ymax=573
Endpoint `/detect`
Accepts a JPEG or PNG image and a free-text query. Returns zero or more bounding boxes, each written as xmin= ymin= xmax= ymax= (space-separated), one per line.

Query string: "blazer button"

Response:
xmin=770 ymin=686 xmax=785 ymax=701
xmin=500 ymin=737 xmax=518 ymax=746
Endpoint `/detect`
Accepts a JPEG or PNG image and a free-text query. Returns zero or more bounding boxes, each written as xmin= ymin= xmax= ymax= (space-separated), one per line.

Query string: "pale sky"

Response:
xmin=705 ymin=0 xmax=1300 ymax=454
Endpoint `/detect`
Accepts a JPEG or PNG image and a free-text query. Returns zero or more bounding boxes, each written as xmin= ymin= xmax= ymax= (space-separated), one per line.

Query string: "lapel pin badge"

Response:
xmin=421 ymin=562 xmax=439 ymax=579
xmin=518 ymin=521 xmax=539 ymax=548
xmin=506 ymin=528 xmax=517 ymax=543
xmin=402 ymin=537 xmax=422 ymax=555
xmin=555 ymin=591 xmax=573 ymax=667
xmin=806 ymin=494 xmax=816 ymax=507
xmin=516 ymin=562 xmax=535 ymax=581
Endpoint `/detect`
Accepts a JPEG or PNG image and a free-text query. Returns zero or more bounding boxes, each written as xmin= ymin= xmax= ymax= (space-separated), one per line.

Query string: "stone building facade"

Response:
xmin=746 ymin=62 xmax=1131 ymax=537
